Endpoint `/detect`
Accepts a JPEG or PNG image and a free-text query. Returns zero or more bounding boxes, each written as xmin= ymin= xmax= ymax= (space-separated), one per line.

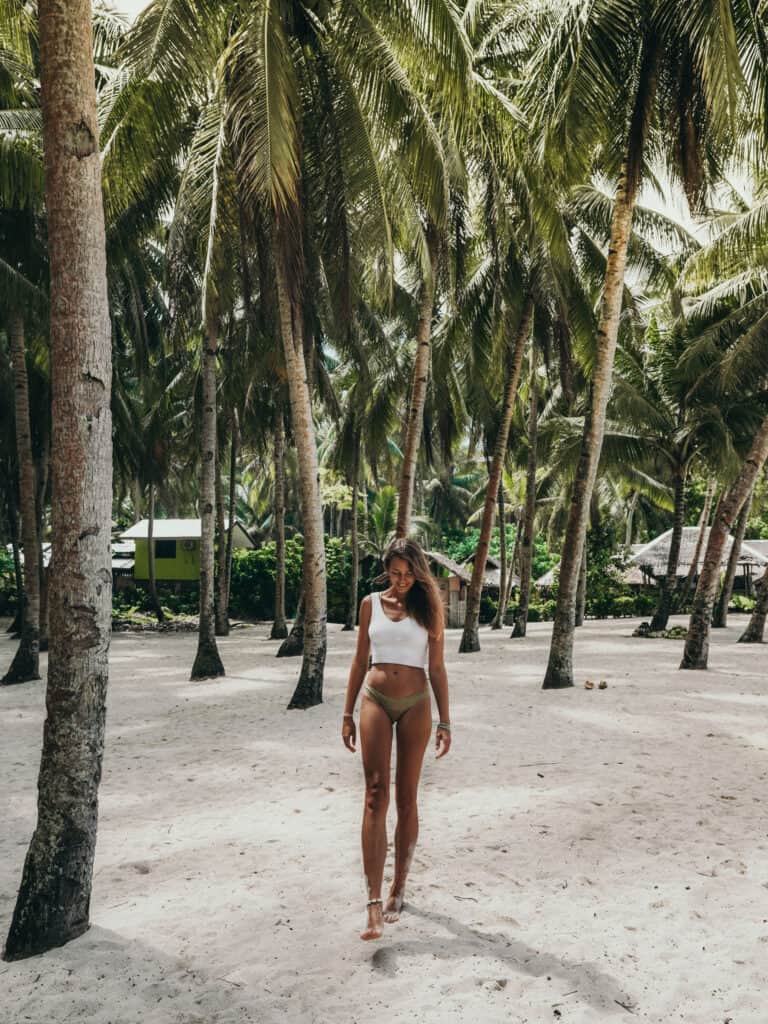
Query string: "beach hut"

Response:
xmin=631 ymin=527 xmax=767 ymax=594
xmin=121 ymin=518 xmax=254 ymax=583
xmin=425 ymin=551 xmax=471 ymax=627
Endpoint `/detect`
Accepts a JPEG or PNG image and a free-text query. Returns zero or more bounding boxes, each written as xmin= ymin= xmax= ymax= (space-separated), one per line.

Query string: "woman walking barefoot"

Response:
xmin=341 ymin=538 xmax=451 ymax=941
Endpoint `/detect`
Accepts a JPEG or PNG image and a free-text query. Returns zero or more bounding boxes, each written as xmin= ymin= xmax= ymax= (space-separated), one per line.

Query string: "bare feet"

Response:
xmin=360 ymin=899 xmax=384 ymax=940
xmin=383 ymin=888 xmax=404 ymax=923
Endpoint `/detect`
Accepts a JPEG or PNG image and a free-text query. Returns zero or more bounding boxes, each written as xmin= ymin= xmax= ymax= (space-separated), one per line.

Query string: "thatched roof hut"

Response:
xmin=631 ymin=527 xmax=767 ymax=576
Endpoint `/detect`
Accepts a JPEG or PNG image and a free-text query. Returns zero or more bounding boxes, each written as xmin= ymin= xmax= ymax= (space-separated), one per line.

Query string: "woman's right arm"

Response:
xmin=341 ymin=596 xmax=372 ymax=752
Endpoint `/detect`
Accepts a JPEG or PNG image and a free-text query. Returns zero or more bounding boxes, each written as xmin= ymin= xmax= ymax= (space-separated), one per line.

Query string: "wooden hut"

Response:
xmin=425 ymin=551 xmax=471 ymax=628
xmin=631 ymin=527 xmax=767 ymax=594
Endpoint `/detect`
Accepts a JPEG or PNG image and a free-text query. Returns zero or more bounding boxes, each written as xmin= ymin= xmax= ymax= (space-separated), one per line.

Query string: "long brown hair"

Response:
xmin=377 ymin=538 xmax=444 ymax=635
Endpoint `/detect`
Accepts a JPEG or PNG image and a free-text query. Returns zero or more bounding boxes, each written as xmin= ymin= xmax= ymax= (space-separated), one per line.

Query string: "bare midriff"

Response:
xmin=367 ymin=663 xmax=428 ymax=699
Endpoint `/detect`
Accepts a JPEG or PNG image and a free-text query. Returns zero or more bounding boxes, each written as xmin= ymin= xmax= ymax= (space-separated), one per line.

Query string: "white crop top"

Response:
xmin=368 ymin=591 xmax=429 ymax=669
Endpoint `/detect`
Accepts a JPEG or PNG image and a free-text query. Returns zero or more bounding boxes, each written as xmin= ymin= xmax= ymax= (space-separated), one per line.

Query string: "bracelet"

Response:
xmin=343 ymin=713 xmax=354 ymax=719
xmin=437 ymin=722 xmax=451 ymax=731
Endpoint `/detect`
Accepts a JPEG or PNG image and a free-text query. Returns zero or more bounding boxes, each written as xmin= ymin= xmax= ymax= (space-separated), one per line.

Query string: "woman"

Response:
xmin=341 ymin=537 xmax=451 ymax=941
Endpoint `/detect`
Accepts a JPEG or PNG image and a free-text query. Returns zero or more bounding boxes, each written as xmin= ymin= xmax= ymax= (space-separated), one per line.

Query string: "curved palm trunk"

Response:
xmin=344 ymin=441 xmax=360 ymax=631
xmin=512 ymin=369 xmax=539 ymax=639
xmin=190 ymin=316 xmax=225 ymax=680
xmin=575 ymin=545 xmax=587 ymax=627
xmin=738 ymin=563 xmax=768 ymax=643
xmin=396 ymin=226 xmax=438 ymax=538
xmin=680 ymin=477 xmax=715 ymax=607
xmin=275 ymin=247 xmax=327 ymax=708
xmin=542 ymin=160 xmax=641 ymax=688
xmin=649 ymin=465 xmax=687 ymax=631
xmin=146 ymin=483 xmax=165 ymax=624
xmin=681 ymin=416 xmax=768 ymax=670
xmin=2 ymin=310 xmax=41 ymax=684
xmin=4 ymin=0 xmax=112 ymax=959
xmin=490 ymin=483 xmax=507 ymax=629
xmin=712 ymin=486 xmax=753 ymax=629
xmin=271 ymin=417 xmax=288 ymax=639
xmin=460 ymin=297 xmax=533 ymax=652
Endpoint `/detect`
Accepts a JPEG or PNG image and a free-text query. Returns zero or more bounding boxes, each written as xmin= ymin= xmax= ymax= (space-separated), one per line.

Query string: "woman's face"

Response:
xmin=388 ymin=555 xmax=416 ymax=597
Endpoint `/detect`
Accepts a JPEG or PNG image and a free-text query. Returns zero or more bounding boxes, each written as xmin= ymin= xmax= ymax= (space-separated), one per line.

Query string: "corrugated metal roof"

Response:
xmin=121 ymin=518 xmax=254 ymax=547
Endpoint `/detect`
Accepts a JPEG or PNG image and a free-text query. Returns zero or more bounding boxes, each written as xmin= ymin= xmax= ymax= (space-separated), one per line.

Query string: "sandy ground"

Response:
xmin=1 ymin=615 xmax=767 ymax=1024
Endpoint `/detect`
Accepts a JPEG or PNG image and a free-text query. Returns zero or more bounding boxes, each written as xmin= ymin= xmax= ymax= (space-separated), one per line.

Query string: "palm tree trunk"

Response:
xmin=712 ymin=486 xmax=753 ymax=629
xmin=460 ymin=296 xmax=533 ymax=652
xmin=491 ymin=483 xmax=507 ymax=629
xmin=7 ymin=498 xmax=22 ymax=635
xmin=277 ymin=583 xmax=305 ymax=657
xmin=2 ymin=309 xmax=41 ymax=684
xmin=681 ymin=416 xmax=768 ymax=669
xmin=190 ymin=314 xmax=225 ymax=680
xmin=542 ymin=160 xmax=642 ymax=688
xmin=680 ymin=477 xmax=715 ymax=607
xmin=649 ymin=464 xmax=687 ymax=631
xmin=575 ymin=545 xmax=587 ymax=627
xmin=271 ymin=417 xmax=288 ymax=639
xmin=147 ymin=482 xmax=165 ymax=624
xmin=275 ymin=244 xmax=327 ymax=708
xmin=625 ymin=491 xmax=638 ymax=548
xmin=223 ymin=411 xmax=239 ymax=616
xmin=35 ymin=436 xmax=50 ymax=652
xmin=396 ymin=224 xmax=438 ymax=538
xmin=512 ymin=367 xmax=539 ymax=639
xmin=214 ymin=437 xmax=228 ymax=636
xmin=738 ymin=563 xmax=768 ymax=644
xmin=343 ymin=441 xmax=360 ymax=631
xmin=4 ymin=0 xmax=112 ymax=959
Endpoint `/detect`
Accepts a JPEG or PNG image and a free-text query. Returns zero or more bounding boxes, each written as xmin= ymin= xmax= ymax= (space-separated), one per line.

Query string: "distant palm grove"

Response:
xmin=2 ymin=0 xmax=768 ymax=959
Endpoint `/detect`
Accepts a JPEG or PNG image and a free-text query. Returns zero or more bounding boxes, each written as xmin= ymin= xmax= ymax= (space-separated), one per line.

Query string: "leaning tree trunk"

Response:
xmin=460 ymin=296 xmax=533 ymax=652
xmin=712 ymin=485 xmax=753 ymax=629
xmin=512 ymin=365 xmax=539 ymax=639
xmin=190 ymin=313 xmax=225 ymax=680
xmin=344 ymin=441 xmax=360 ymax=631
xmin=680 ymin=477 xmax=715 ymax=609
xmin=396 ymin=224 xmax=438 ymax=538
xmin=490 ymin=482 xmax=507 ymax=630
xmin=738 ymin=563 xmax=768 ymax=643
xmin=146 ymin=482 xmax=165 ymax=624
xmin=542 ymin=156 xmax=644 ymax=688
xmin=681 ymin=416 xmax=768 ymax=670
xmin=271 ymin=416 xmax=288 ymax=639
xmin=4 ymin=0 xmax=112 ymax=959
xmin=2 ymin=309 xmax=41 ymax=684
xmin=575 ymin=545 xmax=587 ymax=627
xmin=649 ymin=464 xmax=687 ymax=631
xmin=275 ymin=242 xmax=327 ymax=708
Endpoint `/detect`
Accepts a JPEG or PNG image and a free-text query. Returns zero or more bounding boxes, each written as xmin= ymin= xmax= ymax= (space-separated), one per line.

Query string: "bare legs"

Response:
xmin=359 ymin=692 xmax=432 ymax=938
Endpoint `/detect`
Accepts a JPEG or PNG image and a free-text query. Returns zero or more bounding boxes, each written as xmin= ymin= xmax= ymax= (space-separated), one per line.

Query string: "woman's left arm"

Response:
xmin=428 ymin=629 xmax=451 ymax=758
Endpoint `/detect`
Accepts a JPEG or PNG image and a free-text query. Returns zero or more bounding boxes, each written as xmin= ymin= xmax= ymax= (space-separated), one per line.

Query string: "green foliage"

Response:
xmin=729 ymin=594 xmax=756 ymax=614
xmin=0 ymin=547 xmax=18 ymax=615
xmin=229 ymin=537 xmax=304 ymax=620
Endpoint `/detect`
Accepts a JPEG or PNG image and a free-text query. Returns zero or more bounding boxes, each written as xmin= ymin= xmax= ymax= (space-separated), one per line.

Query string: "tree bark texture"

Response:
xmin=681 ymin=416 xmax=768 ymax=669
xmin=277 ymin=585 xmax=304 ymax=657
xmin=147 ymin=483 xmax=165 ymax=624
xmin=738 ymin=563 xmax=768 ymax=643
xmin=271 ymin=417 xmax=288 ymax=639
xmin=490 ymin=482 xmax=507 ymax=629
xmin=542 ymin=160 xmax=640 ymax=688
xmin=275 ymin=248 xmax=327 ymax=707
xmin=190 ymin=316 xmax=225 ymax=680
xmin=512 ymin=366 xmax=539 ymax=639
xmin=649 ymin=465 xmax=687 ymax=631
xmin=575 ymin=545 xmax=587 ymax=627
xmin=343 ymin=442 xmax=360 ymax=631
xmin=223 ymin=412 xmax=238 ymax=618
xmin=214 ymin=439 xmax=228 ymax=636
xmin=712 ymin=486 xmax=753 ymax=628
xmin=4 ymin=0 xmax=112 ymax=960
xmin=2 ymin=310 xmax=41 ymax=684
xmin=460 ymin=296 xmax=533 ymax=652
xmin=396 ymin=225 xmax=438 ymax=539
xmin=680 ymin=477 xmax=715 ymax=607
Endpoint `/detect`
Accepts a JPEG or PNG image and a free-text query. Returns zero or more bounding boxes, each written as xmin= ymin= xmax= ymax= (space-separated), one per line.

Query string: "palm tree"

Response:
xmin=712 ymin=485 xmax=754 ymax=628
xmin=5 ymin=0 xmax=112 ymax=961
xmin=738 ymin=563 xmax=768 ymax=644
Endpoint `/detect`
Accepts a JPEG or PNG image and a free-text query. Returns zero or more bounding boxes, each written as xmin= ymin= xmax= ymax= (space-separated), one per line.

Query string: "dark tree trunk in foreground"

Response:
xmin=344 ymin=442 xmax=360 ymax=631
xmin=146 ymin=483 xmax=165 ymax=624
xmin=396 ymin=224 xmax=438 ymax=539
xmin=2 ymin=310 xmax=41 ymax=684
xmin=190 ymin=314 xmax=225 ymax=680
xmin=214 ymin=442 xmax=228 ymax=636
xmin=275 ymin=238 xmax=327 ymax=707
xmin=4 ymin=0 xmax=112 ymax=959
xmin=738 ymin=563 xmax=768 ymax=644
xmin=490 ymin=483 xmax=507 ymax=630
xmin=460 ymin=296 xmax=533 ymax=652
xmin=36 ymin=439 xmax=50 ymax=652
xmin=681 ymin=417 xmax=768 ymax=670
xmin=512 ymin=365 xmax=539 ymax=639
xmin=649 ymin=465 xmax=686 ymax=631
xmin=712 ymin=487 xmax=753 ymax=629
xmin=575 ymin=545 xmax=587 ymax=627
xmin=271 ymin=417 xmax=288 ymax=639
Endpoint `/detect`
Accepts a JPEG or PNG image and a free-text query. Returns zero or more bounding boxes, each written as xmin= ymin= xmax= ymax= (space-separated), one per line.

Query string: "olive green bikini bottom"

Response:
xmin=364 ymin=684 xmax=430 ymax=724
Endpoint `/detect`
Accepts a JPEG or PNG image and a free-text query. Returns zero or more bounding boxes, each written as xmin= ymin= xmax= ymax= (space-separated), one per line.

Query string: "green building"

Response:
xmin=121 ymin=518 xmax=254 ymax=582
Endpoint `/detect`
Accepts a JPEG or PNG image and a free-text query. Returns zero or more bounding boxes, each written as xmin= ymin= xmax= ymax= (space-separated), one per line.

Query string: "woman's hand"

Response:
xmin=435 ymin=725 xmax=451 ymax=759
xmin=342 ymin=716 xmax=357 ymax=752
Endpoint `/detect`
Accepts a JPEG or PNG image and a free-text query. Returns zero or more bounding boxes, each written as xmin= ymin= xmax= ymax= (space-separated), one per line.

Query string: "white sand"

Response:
xmin=1 ymin=616 xmax=767 ymax=1023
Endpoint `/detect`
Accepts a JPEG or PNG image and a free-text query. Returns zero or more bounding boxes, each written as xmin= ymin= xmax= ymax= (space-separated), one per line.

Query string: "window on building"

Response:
xmin=155 ymin=539 xmax=177 ymax=559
